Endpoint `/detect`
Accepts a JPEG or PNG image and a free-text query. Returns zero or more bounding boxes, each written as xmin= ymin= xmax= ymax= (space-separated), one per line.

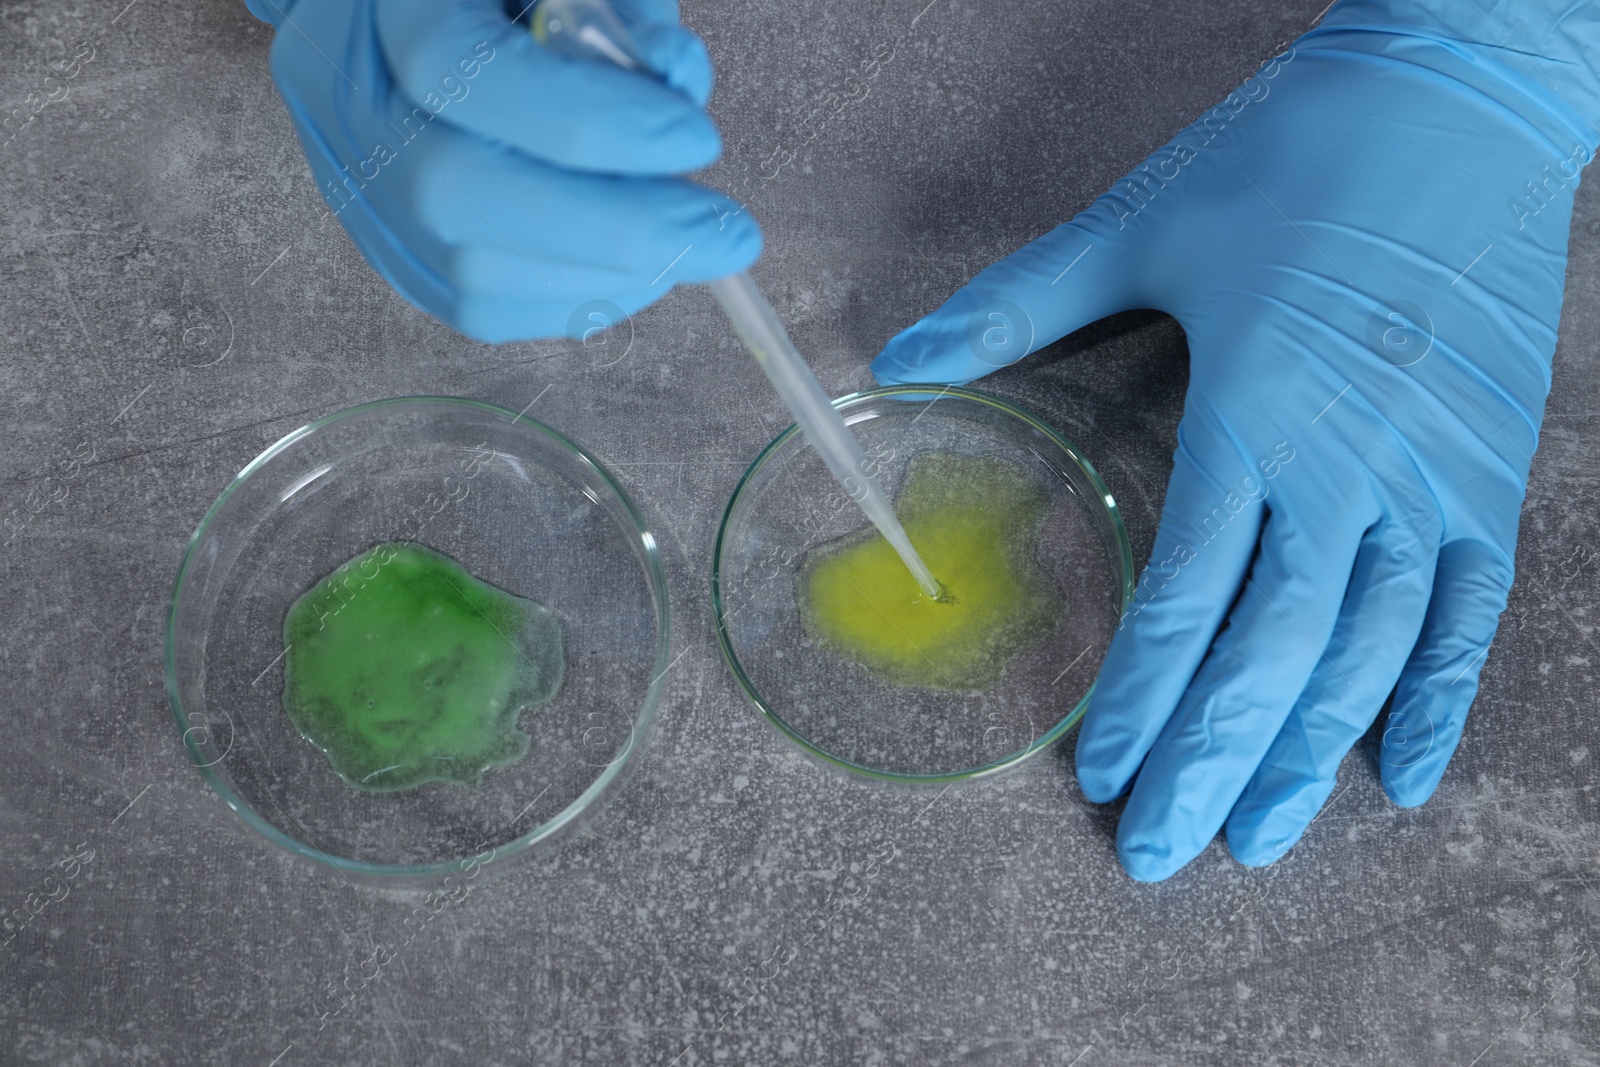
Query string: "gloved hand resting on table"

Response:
xmin=245 ymin=0 xmax=759 ymax=341
xmin=873 ymin=0 xmax=1600 ymax=881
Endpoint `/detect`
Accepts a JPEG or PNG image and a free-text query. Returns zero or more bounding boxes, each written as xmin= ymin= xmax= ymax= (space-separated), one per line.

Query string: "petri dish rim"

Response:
xmin=164 ymin=396 xmax=672 ymax=883
xmin=712 ymin=385 xmax=1134 ymax=787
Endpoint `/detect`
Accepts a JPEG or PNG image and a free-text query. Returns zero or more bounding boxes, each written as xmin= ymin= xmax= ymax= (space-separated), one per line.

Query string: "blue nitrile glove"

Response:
xmin=244 ymin=0 xmax=760 ymax=342
xmin=873 ymin=1 xmax=1599 ymax=881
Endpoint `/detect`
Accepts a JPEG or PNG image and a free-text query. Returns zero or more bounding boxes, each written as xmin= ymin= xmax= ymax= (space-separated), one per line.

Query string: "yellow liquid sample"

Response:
xmin=798 ymin=452 xmax=1064 ymax=691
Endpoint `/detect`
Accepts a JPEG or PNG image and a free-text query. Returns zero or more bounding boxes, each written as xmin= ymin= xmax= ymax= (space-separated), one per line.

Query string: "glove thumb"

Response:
xmin=871 ymin=194 xmax=1149 ymax=387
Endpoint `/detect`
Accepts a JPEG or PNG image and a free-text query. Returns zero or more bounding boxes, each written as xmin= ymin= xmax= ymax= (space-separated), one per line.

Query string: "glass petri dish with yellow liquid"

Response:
xmin=165 ymin=398 xmax=669 ymax=886
xmin=713 ymin=386 xmax=1133 ymax=784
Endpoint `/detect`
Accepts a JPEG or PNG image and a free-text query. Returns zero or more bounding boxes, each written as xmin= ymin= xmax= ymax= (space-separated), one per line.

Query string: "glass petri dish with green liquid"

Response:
xmin=713 ymin=386 xmax=1134 ymax=784
xmin=166 ymin=398 xmax=669 ymax=885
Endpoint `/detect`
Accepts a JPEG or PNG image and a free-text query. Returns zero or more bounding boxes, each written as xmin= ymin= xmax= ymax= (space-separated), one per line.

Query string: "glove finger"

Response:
xmin=376 ymin=0 xmax=721 ymax=175
xmin=298 ymin=114 xmax=758 ymax=341
xmin=1224 ymin=508 xmax=1439 ymax=866
xmin=410 ymin=144 xmax=760 ymax=285
xmin=630 ymin=22 xmax=712 ymax=108
xmin=246 ymin=0 xmax=293 ymax=29
xmin=608 ymin=0 xmax=680 ymax=22
xmin=1380 ymin=538 xmax=1513 ymax=808
xmin=870 ymin=192 xmax=1148 ymax=387
xmin=1074 ymin=434 xmax=1265 ymax=805
xmin=432 ymin=277 xmax=667 ymax=345
xmin=1113 ymin=481 xmax=1375 ymax=882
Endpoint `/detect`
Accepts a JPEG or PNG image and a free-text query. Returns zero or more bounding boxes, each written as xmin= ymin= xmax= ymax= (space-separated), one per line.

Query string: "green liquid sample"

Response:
xmin=798 ymin=452 xmax=1064 ymax=691
xmin=282 ymin=543 xmax=563 ymax=792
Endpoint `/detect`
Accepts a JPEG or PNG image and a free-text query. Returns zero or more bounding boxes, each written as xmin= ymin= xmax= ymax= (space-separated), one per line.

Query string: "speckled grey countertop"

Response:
xmin=3 ymin=0 xmax=1597 ymax=1064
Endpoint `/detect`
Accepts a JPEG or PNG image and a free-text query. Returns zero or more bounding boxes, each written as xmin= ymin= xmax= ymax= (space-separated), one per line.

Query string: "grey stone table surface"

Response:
xmin=3 ymin=0 xmax=1598 ymax=1064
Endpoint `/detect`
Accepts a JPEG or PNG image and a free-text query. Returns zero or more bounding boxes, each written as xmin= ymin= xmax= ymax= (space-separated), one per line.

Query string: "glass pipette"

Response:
xmin=531 ymin=0 xmax=943 ymax=600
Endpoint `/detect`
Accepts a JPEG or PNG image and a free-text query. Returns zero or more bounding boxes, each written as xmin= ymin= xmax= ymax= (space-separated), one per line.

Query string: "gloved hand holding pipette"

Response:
xmin=246 ymin=0 xmax=759 ymax=342
xmin=248 ymin=0 xmax=946 ymax=599
xmin=874 ymin=0 xmax=1600 ymax=880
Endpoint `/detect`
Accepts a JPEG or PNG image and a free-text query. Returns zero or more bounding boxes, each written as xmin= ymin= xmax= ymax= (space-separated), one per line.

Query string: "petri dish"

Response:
xmin=165 ymin=398 xmax=669 ymax=886
xmin=713 ymin=386 xmax=1133 ymax=784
